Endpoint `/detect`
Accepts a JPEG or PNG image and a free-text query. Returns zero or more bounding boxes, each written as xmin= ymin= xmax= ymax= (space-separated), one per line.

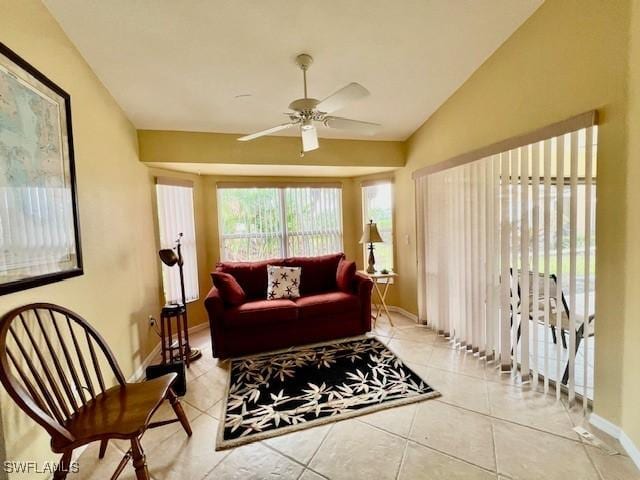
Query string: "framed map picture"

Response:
xmin=0 ymin=43 xmax=82 ymax=295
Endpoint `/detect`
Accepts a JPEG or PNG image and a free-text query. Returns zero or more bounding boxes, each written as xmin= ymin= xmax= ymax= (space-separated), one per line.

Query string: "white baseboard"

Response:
xmin=589 ymin=413 xmax=621 ymax=438
xmin=387 ymin=306 xmax=418 ymax=322
xmin=590 ymin=413 xmax=640 ymax=469
xmin=129 ymin=322 xmax=210 ymax=382
xmin=620 ymin=431 xmax=640 ymax=470
xmin=370 ymin=304 xmax=419 ymax=323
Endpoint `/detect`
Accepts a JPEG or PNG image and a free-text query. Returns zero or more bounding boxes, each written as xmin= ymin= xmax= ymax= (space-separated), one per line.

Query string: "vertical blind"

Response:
xmin=362 ymin=182 xmax=394 ymax=270
xmin=217 ymin=186 xmax=343 ymax=261
xmin=416 ymin=118 xmax=597 ymax=408
xmin=156 ymin=181 xmax=199 ymax=305
xmin=0 ymin=186 xmax=77 ymax=280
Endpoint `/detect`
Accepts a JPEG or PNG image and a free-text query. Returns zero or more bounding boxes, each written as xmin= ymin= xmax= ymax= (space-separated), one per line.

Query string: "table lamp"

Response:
xmin=360 ymin=219 xmax=384 ymax=273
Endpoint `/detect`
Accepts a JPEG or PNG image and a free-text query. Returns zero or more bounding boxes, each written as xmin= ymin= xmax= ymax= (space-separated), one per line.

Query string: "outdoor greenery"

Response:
xmin=218 ymin=187 xmax=342 ymax=261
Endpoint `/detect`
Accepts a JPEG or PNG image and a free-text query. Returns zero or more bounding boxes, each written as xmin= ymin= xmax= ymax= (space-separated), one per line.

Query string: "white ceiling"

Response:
xmin=44 ymin=0 xmax=541 ymax=141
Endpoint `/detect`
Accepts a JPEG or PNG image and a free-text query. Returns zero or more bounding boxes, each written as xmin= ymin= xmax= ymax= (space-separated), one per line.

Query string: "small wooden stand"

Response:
xmin=359 ymin=271 xmax=398 ymax=327
xmin=160 ymin=304 xmax=201 ymax=367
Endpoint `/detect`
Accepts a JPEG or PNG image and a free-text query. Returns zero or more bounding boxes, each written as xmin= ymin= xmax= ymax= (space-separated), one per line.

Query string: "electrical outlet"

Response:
xmin=148 ymin=315 xmax=156 ymax=327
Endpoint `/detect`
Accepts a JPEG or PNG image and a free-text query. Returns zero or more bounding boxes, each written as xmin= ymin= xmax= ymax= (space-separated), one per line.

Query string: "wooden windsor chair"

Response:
xmin=0 ymin=303 xmax=192 ymax=480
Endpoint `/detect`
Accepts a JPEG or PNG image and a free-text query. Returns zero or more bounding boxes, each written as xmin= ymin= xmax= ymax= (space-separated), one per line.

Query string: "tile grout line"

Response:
xmin=299 ymin=422 xmax=336 ymax=475
xmin=580 ymin=441 xmax=607 ymax=480
xmin=394 ymin=403 xmax=420 ymax=480
xmin=355 ymin=415 xmax=499 ymax=476
xmin=199 ymin=447 xmax=235 ymax=480
xmin=397 ymin=385 xmax=586 ymax=448
xmin=432 ymin=394 xmax=586 ymax=446
xmin=407 ymin=438 xmax=499 ymax=476
xmin=487 ymin=377 xmax=502 ymax=479
xmin=260 ymin=442 xmax=317 ymax=476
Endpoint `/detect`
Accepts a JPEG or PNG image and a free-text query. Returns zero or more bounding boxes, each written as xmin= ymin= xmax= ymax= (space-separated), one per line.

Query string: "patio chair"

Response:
xmin=510 ymin=270 xmax=595 ymax=385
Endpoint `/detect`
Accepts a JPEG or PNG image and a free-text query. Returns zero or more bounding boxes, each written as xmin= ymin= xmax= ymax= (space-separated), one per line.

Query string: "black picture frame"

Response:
xmin=0 ymin=42 xmax=83 ymax=295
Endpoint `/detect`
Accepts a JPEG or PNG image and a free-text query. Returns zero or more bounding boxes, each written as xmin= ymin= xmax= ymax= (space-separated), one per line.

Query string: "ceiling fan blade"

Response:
xmin=323 ymin=116 xmax=381 ymax=135
xmin=301 ymin=126 xmax=319 ymax=152
xmin=316 ymin=83 xmax=370 ymax=114
xmin=237 ymin=122 xmax=297 ymax=142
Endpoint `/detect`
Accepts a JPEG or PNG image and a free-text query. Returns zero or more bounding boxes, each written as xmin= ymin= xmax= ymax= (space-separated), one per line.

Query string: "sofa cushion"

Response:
xmin=216 ymin=258 xmax=285 ymax=300
xmin=224 ymin=298 xmax=298 ymax=328
xmin=336 ymin=259 xmax=356 ymax=292
xmin=211 ymin=272 xmax=246 ymax=306
xmin=284 ymin=253 xmax=345 ymax=295
xmin=295 ymin=291 xmax=360 ymax=319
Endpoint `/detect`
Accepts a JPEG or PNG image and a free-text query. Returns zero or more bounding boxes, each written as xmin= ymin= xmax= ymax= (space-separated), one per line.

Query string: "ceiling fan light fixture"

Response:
xmin=236 ymin=53 xmax=381 ymax=149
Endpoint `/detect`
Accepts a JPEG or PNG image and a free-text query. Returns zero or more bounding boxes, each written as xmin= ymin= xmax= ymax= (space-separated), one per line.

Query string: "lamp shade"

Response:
xmin=359 ymin=220 xmax=384 ymax=244
xmin=159 ymin=248 xmax=179 ymax=267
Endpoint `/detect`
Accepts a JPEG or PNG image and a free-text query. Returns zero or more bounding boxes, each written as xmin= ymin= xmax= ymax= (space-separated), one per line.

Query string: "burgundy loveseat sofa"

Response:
xmin=204 ymin=253 xmax=373 ymax=358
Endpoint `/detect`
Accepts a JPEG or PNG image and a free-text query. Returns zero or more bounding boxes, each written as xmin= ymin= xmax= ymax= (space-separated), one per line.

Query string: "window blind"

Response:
xmin=417 ymin=118 xmax=597 ymax=408
xmin=217 ymin=186 xmax=343 ymax=261
xmin=155 ymin=182 xmax=199 ymax=304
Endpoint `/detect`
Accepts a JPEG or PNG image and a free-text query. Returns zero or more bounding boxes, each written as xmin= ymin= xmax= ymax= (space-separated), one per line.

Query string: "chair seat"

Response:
xmin=53 ymin=374 xmax=176 ymax=450
xmin=528 ymin=309 xmax=593 ymax=331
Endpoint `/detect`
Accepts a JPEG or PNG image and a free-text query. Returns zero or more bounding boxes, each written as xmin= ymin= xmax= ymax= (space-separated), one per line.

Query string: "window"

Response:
xmin=156 ymin=180 xmax=199 ymax=304
xmin=217 ymin=186 xmax=343 ymax=261
xmin=362 ymin=182 xmax=394 ymax=270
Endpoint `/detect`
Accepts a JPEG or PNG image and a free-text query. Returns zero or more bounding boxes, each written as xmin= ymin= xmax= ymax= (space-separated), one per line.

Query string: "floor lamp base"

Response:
xmin=187 ymin=348 xmax=202 ymax=362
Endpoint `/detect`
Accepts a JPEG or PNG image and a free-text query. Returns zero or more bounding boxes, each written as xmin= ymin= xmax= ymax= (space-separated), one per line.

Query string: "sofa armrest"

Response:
xmin=204 ymin=286 xmax=227 ymax=357
xmin=353 ymin=272 xmax=373 ymax=295
xmin=353 ymin=272 xmax=373 ymax=332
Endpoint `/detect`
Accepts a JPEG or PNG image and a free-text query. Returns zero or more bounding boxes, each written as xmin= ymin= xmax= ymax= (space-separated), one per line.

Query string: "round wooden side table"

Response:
xmin=160 ymin=304 xmax=202 ymax=367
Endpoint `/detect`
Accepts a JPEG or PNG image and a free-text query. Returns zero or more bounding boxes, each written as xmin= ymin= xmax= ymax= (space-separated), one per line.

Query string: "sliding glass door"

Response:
xmin=416 ymin=124 xmax=597 ymax=407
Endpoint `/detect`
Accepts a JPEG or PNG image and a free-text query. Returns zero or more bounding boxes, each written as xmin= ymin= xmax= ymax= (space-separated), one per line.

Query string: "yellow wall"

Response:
xmin=392 ymin=0 xmax=630 ymax=428
xmin=0 ymin=0 xmax=165 ymax=476
xmin=138 ymin=130 xmax=405 ymax=168
xmin=622 ymin=0 xmax=640 ymax=451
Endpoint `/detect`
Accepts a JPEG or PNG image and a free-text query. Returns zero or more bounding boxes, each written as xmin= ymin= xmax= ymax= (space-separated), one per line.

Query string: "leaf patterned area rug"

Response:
xmin=216 ymin=337 xmax=440 ymax=450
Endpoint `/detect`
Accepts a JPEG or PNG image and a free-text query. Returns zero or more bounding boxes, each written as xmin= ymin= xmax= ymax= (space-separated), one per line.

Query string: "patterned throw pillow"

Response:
xmin=267 ymin=265 xmax=301 ymax=300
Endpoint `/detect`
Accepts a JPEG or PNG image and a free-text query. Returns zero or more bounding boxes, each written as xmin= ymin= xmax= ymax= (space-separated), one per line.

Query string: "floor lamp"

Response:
xmin=159 ymin=233 xmax=202 ymax=363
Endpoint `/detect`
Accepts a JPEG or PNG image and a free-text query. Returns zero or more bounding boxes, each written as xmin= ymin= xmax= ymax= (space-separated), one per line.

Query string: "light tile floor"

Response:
xmin=70 ymin=312 xmax=640 ymax=480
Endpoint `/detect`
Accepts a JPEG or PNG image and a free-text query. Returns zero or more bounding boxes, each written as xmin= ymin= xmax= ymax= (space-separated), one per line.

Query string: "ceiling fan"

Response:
xmin=237 ymin=53 xmax=381 ymax=153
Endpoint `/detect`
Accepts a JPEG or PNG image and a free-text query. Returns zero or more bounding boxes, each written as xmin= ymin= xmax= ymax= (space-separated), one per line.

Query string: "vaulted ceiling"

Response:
xmin=44 ymin=0 xmax=542 ymax=142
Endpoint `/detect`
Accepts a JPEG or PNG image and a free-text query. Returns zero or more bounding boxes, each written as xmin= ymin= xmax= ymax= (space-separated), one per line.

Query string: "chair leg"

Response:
xmin=561 ymin=330 xmax=567 ymax=349
xmin=99 ymin=439 xmax=109 ymax=459
xmin=561 ymin=324 xmax=585 ymax=385
xmin=110 ymin=449 xmax=132 ymax=480
xmin=168 ymin=388 xmax=192 ymax=436
xmin=130 ymin=437 xmax=150 ymax=480
xmin=53 ymin=450 xmax=72 ymax=480
xmin=550 ymin=325 xmax=558 ymax=344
